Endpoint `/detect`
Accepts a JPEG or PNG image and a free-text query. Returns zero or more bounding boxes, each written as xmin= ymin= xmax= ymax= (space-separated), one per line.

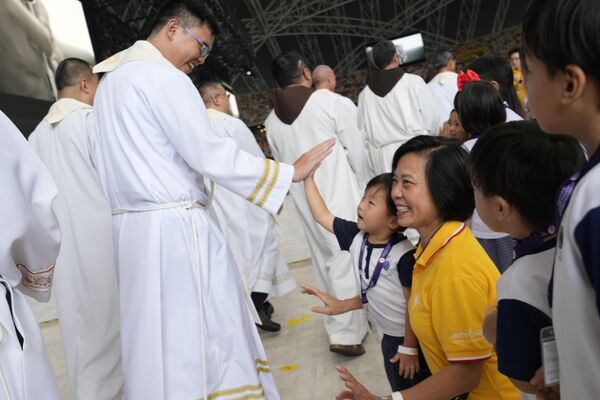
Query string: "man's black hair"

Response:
xmin=469 ymin=120 xmax=586 ymax=230
xmin=508 ymin=48 xmax=520 ymax=58
xmin=522 ymin=0 xmax=600 ymax=92
xmin=271 ymin=51 xmax=308 ymax=88
xmin=54 ymin=58 xmax=93 ymax=91
xmin=151 ymin=0 xmax=219 ymax=36
xmin=467 ymin=55 xmax=526 ymax=118
xmin=392 ymin=136 xmax=474 ymax=222
xmin=454 ymin=81 xmax=506 ymax=136
xmin=365 ymin=173 xmax=397 ymax=216
xmin=372 ymin=40 xmax=396 ymax=70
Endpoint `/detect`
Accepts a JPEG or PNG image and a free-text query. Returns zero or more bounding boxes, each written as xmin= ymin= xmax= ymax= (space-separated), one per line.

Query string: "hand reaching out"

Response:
xmin=300 ymin=284 xmax=348 ymax=315
xmin=292 ymin=138 xmax=335 ymax=182
xmin=335 ymin=366 xmax=379 ymax=400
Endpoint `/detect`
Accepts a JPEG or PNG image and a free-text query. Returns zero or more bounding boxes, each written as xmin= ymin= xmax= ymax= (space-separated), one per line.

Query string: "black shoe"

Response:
xmin=329 ymin=344 xmax=365 ymax=356
xmin=264 ymin=301 xmax=274 ymax=319
xmin=256 ymin=309 xmax=281 ymax=332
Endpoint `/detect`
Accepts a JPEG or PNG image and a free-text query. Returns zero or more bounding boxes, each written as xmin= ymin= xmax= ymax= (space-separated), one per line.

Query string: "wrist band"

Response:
xmin=397 ymin=345 xmax=418 ymax=356
xmin=392 ymin=392 xmax=404 ymax=400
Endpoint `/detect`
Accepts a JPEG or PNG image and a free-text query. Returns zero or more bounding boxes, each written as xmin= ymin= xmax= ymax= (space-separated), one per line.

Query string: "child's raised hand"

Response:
xmin=300 ymin=284 xmax=346 ymax=315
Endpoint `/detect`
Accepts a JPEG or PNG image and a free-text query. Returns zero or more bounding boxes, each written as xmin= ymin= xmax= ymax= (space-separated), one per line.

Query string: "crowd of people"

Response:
xmin=1 ymin=0 xmax=599 ymax=399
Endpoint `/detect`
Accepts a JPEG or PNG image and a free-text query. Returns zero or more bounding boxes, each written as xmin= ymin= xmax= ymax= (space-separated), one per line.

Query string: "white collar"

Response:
xmin=432 ymin=70 xmax=457 ymax=85
xmin=206 ymin=108 xmax=231 ymax=119
xmin=43 ymin=98 xmax=92 ymax=124
xmin=93 ymin=40 xmax=174 ymax=74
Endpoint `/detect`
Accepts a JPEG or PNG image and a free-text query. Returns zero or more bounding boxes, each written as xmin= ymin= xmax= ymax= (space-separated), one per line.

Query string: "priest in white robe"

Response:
xmin=91 ymin=3 xmax=334 ymax=399
xmin=0 ymin=109 xmax=61 ymax=400
xmin=265 ymin=51 xmax=368 ymax=356
xmin=28 ymin=58 xmax=123 ymax=400
xmin=312 ymin=65 xmax=368 ymax=186
xmin=358 ymin=40 xmax=440 ymax=177
xmin=199 ymin=81 xmax=296 ymax=332
xmin=427 ymin=50 xmax=459 ymax=131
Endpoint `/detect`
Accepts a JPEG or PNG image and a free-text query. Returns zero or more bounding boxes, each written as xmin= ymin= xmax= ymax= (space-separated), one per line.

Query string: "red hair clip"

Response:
xmin=457 ymin=69 xmax=481 ymax=91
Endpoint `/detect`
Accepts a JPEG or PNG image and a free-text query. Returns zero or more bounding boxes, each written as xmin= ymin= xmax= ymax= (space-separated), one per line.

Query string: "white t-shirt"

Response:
xmin=333 ymin=217 xmax=415 ymax=337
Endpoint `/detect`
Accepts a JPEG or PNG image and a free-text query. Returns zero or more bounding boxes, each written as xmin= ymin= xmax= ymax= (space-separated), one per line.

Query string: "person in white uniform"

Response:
xmin=28 ymin=58 xmax=123 ymax=400
xmin=0 ymin=109 xmax=62 ymax=400
xmin=427 ymin=50 xmax=458 ymax=133
xmin=266 ymin=52 xmax=368 ymax=356
xmin=90 ymin=2 xmax=334 ymax=399
xmin=199 ymin=81 xmax=296 ymax=333
xmin=358 ymin=40 xmax=440 ymax=178
xmin=312 ymin=65 xmax=368 ymax=186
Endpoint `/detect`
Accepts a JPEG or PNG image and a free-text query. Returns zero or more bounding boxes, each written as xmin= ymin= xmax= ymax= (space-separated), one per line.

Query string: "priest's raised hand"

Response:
xmin=292 ymin=138 xmax=336 ymax=182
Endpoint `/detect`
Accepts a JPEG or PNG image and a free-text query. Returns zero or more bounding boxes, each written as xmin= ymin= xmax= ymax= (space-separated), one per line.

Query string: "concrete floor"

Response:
xmin=39 ymin=197 xmax=391 ymax=399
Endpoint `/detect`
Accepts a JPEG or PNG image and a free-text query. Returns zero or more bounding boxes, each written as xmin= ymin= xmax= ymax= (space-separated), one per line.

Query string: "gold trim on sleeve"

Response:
xmin=247 ymin=159 xmax=270 ymax=204
xmin=256 ymin=161 xmax=280 ymax=208
xmin=207 ymin=385 xmax=263 ymax=400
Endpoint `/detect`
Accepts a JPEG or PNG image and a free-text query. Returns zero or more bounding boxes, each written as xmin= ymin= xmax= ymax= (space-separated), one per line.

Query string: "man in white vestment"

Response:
xmin=0 ymin=109 xmax=62 ymax=400
xmin=199 ymin=81 xmax=296 ymax=333
xmin=28 ymin=58 xmax=123 ymax=400
xmin=90 ymin=2 xmax=334 ymax=399
xmin=265 ymin=52 xmax=368 ymax=356
xmin=358 ymin=40 xmax=440 ymax=177
xmin=312 ymin=65 xmax=368 ymax=186
xmin=427 ymin=50 xmax=459 ymax=132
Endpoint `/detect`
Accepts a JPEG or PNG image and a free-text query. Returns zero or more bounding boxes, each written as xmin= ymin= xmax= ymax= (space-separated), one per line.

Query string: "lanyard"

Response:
xmin=358 ymin=235 xmax=394 ymax=304
xmin=513 ymin=226 xmax=556 ymax=262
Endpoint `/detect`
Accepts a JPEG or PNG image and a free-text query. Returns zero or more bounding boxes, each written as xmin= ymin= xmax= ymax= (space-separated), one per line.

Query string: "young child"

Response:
xmin=440 ymin=109 xmax=469 ymax=143
xmin=521 ymin=1 xmax=600 ymax=398
xmin=300 ymin=172 xmax=430 ymax=391
xmin=454 ymin=80 xmax=514 ymax=273
xmin=469 ymin=121 xmax=585 ymax=398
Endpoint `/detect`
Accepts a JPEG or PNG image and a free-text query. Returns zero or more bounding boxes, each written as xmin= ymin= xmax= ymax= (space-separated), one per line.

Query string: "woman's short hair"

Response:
xmin=469 ymin=120 xmax=586 ymax=230
xmin=392 ymin=136 xmax=474 ymax=222
xmin=454 ymin=81 xmax=506 ymax=136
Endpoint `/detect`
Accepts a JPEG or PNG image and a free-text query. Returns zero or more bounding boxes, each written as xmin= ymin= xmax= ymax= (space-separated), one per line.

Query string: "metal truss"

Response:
xmin=456 ymin=0 xmax=482 ymax=42
xmin=426 ymin=4 xmax=448 ymax=50
xmin=492 ymin=0 xmax=511 ymax=33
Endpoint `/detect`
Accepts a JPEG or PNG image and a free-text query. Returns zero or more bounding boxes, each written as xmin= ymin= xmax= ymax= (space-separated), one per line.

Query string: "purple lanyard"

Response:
xmin=358 ymin=235 xmax=394 ymax=304
xmin=513 ymin=226 xmax=557 ymax=262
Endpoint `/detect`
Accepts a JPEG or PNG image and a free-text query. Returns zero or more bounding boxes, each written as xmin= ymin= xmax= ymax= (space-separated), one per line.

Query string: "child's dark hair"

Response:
xmin=365 ymin=173 xmax=396 ymax=216
xmin=469 ymin=120 xmax=586 ymax=230
xmin=467 ymin=55 xmax=526 ymax=118
xmin=454 ymin=81 xmax=506 ymax=137
xmin=522 ymin=0 xmax=600 ymax=92
xmin=392 ymin=136 xmax=474 ymax=222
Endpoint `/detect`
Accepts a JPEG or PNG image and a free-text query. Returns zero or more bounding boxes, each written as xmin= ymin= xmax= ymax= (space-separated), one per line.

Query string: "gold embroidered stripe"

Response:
xmin=247 ymin=159 xmax=270 ymax=204
xmin=206 ymin=384 xmax=263 ymax=400
xmin=255 ymin=359 xmax=269 ymax=366
xmin=257 ymin=367 xmax=271 ymax=374
xmin=256 ymin=161 xmax=280 ymax=208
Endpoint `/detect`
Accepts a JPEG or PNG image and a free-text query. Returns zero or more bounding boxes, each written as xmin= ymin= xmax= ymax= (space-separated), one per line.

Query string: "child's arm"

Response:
xmin=304 ymin=174 xmax=335 ymax=233
xmin=390 ymin=287 xmax=421 ymax=379
xmin=300 ymin=284 xmax=362 ymax=315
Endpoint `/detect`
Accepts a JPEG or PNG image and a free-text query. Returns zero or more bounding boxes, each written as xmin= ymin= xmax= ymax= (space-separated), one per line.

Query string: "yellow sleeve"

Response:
xmin=431 ymin=278 xmax=494 ymax=363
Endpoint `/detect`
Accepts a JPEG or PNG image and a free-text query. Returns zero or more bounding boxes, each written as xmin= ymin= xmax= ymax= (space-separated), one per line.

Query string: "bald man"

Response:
xmin=312 ymin=65 xmax=368 ymax=185
xmin=29 ymin=58 xmax=123 ymax=400
xmin=199 ymin=81 xmax=295 ymax=332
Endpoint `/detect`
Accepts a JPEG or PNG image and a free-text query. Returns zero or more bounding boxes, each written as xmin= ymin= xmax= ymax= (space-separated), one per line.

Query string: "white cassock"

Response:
xmin=28 ymin=98 xmax=123 ymax=400
xmin=206 ymin=108 xmax=295 ymax=297
xmin=265 ymin=86 xmax=368 ymax=346
xmin=92 ymin=40 xmax=292 ymax=400
xmin=427 ymin=71 xmax=459 ymax=131
xmin=358 ymin=69 xmax=440 ymax=177
xmin=0 ymin=110 xmax=61 ymax=400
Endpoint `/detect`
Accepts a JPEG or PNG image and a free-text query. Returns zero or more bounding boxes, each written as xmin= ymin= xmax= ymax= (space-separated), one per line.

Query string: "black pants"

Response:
xmin=381 ymin=334 xmax=431 ymax=392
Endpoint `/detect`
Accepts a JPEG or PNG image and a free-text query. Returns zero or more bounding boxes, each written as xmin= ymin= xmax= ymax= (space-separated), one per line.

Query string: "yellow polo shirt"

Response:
xmin=409 ymin=221 xmax=519 ymax=400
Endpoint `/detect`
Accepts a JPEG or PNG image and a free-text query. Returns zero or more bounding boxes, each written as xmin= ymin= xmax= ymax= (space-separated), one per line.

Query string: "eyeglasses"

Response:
xmin=182 ymin=26 xmax=211 ymax=60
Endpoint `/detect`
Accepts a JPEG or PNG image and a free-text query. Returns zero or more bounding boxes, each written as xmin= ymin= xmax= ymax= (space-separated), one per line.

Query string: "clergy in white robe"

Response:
xmin=358 ymin=40 xmax=440 ymax=177
xmin=266 ymin=52 xmax=367 ymax=355
xmin=312 ymin=65 xmax=368 ymax=186
xmin=90 ymin=6 xmax=333 ymax=399
xmin=0 ymin=109 xmax=61 ymax=400
xmin=28 ymin=58 xmax=123 ymax=400
xmin=199 ymin=81 xmax=295 ymax=331
xmin=427 ymin=50 xmax=459 ymax=131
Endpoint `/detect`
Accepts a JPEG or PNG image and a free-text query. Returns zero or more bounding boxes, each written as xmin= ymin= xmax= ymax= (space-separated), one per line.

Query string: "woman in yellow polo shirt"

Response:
xmin=334 ymin=136 xmax=519 ymax=400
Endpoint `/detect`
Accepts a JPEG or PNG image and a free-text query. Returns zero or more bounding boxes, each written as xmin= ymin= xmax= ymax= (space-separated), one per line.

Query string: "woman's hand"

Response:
xmin=335 ymin=366 xmax=380 ymax=400
xmin=391 ymin=352 xmax=420 ymax=379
